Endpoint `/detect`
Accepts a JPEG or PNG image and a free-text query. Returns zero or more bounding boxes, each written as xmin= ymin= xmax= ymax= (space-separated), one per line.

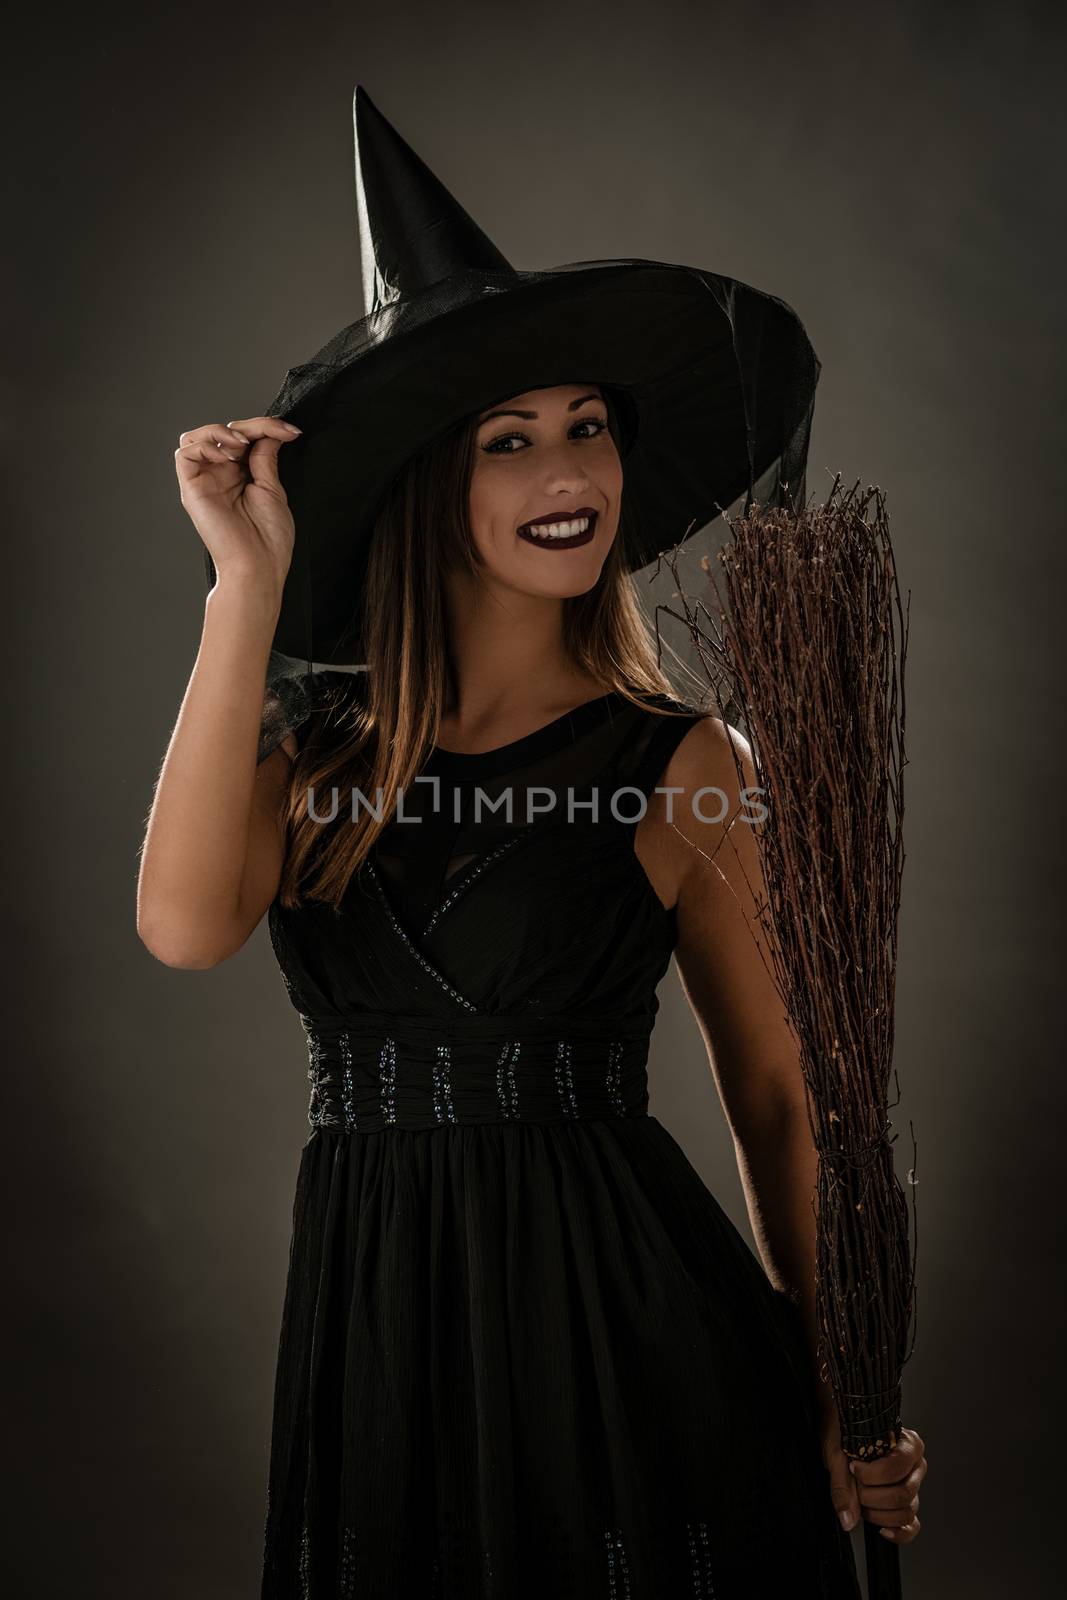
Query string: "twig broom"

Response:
xmin=659 ymin=475 xmax=918 ymax=1599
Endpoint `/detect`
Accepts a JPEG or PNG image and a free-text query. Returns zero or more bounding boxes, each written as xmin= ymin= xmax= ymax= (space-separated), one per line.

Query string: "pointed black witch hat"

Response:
xmin=204 ymin=83 xmax=820 ymax=668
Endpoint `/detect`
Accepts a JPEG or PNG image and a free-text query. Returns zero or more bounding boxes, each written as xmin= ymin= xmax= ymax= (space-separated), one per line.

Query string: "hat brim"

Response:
xmin=262 ymin=260 xmax=818 ymax=664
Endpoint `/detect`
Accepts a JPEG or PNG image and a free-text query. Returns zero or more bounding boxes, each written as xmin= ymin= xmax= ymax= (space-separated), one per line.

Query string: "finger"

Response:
xmin=878 ymin=1514 xmax=921 ymax=1544
xmin=178 ymin=424 xmax=256 ymax=455
xmin=849 ymin=1432 xmax=924 ymax=1486
xmin=858 ymin=1492 xmax=921 ymax=1527
xmin=825 ymin=1446 xmax=861 ymax=1533
xmin=854 ymin=1463 xmax=925 ymax=1509
xmin=176 ymin=430 xmax=248 ymax=467
xmin=245 ymin=434 xmax=285 ymax=492
xmin=175 ymin=439 xmax=243 ymax=468
xmin=224 ymin=416 xmax=302 ymax=442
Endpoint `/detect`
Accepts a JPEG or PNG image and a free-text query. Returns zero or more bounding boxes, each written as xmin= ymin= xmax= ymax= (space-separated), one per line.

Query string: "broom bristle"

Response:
xmin=660 ymin=475 xmax=918 ymax=1461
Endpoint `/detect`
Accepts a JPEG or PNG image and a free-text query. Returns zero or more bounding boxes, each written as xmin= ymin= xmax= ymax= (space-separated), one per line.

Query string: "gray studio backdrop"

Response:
xmin=6 ymin=2 xmax=1064 ymax=1596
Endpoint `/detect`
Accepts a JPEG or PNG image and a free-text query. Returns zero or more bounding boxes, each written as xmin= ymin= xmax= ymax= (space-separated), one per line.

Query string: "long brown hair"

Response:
xmin=276 ymin=390 xmax=689 ymax=910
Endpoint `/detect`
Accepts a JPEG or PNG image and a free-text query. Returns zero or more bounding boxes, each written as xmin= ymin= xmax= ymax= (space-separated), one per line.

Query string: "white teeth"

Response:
xmin=521 ymin=516 xmax=591 ymax=540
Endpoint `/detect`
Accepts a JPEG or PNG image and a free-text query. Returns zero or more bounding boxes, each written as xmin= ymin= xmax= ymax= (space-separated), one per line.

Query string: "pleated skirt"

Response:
xmin=260 ymin=1114 xmax=862 ymax=1598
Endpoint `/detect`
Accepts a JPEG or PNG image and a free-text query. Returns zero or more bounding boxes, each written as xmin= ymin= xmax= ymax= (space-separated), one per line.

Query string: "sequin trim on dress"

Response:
xmin=379 ymin=1036 xmax=398 ymax=1124
xmin=272 ymin=1511 xmax=735 ymax=1595
xmin=298 ymin=1017 xmax=652 ymax=1131
xmin=432 ymin=1042 xmax=458 ymax=1123
xmin=338 ymin=1526 xmax=357 ymax=1599
xmin=687 ymin=1517 xmax=717 ymax=1596
xmin=365 ymin=859 xmax=480 ymax=1011
xmin=495 ymin=1039 xmax=521 ymax=1119
xmin=555 ymin=1038 xmax=579 ymax=1117
xmin=606 ymin=1038 xmax=626 ymax=1116
xmin=604 ymin=1527 xmax=633 ymax=1597
xmin=420 ymin=832 xmax=527 ymax=938
xmin=340 ymin=1030 xmax=357 ymax=1131
xmin=298 ymin=1520 xmax=310 ymax=1600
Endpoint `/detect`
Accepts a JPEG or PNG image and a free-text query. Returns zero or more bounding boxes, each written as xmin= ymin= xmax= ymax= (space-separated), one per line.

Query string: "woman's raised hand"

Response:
xmin=174 ymin=416 xmax=303 ymax=592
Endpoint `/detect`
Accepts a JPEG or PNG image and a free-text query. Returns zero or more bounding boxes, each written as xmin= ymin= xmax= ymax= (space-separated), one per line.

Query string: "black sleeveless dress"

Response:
xmin=256 ymin=675 xmax=862 ymax=1600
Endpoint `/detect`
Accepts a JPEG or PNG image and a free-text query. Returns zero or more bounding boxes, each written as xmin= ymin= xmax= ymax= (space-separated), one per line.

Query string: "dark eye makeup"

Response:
xmin=481 ymin=415 xmax=610 ymax=455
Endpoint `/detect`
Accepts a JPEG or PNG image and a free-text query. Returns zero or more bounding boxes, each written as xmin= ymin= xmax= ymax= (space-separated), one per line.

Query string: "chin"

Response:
xmin=535 ymin=572 xmax=607 ymax=604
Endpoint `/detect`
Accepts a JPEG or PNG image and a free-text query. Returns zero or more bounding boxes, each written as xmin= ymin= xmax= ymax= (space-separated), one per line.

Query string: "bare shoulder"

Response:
xmin=635 ymin=713 xmax=756 ymax=911
xmin=657 ymin=713 xmax=756 ymax=806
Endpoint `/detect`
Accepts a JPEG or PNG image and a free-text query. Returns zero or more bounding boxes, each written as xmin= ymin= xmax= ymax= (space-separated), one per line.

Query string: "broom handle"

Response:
xmin=863 ymin=1520 xmax=902 ymax=1598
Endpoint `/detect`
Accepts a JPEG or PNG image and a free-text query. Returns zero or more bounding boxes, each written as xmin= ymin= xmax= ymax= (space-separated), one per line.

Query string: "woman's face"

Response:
xmin=466 ymin=382 xmax=623 ymax=603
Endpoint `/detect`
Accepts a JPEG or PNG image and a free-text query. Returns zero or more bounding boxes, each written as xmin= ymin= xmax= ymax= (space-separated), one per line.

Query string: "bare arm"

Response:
xmin=651 ymin=716 xmax=828 ymax=1404
xmin=136 ymin=414 xmax=301 ymax=968
xmin=650 ymin=716 xmax=929 ymax=1537
xmin=136 ymin=579 xmax=297 ymax=967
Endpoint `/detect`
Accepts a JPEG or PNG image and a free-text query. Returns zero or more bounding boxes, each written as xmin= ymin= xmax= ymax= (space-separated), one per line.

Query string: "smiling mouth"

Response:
xmin=517 ymin=510 xmax=598 ymax=549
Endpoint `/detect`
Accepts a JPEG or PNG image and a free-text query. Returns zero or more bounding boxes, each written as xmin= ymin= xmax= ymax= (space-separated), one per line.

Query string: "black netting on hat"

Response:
xmin=257 ymin=651 xmax=322 ymax=764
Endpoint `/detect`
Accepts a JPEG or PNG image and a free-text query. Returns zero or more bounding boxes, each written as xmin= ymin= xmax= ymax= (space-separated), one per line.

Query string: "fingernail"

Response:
xmin=848 ymin=1462 xmax=858 ymax=1475
xmin=232 ymin=431 xmax=251 ymax=444
xmin=284 ymin=422 xmax=302 ymax=434
xmin=839 ymin=1508 xmax=855 ymax=1531
xmin=880 ymin=1528 xmax=896 ymax=1541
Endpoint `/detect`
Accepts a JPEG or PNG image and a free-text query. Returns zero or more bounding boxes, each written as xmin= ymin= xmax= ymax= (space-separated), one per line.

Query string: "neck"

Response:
xmin=440 ymin=580 xmax=606 ymax=734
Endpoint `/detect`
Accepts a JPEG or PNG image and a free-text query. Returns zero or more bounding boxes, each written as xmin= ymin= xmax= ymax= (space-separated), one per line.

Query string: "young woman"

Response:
xmin=139 ymin=378 xmax=925 ymax=1597
xmin=138 ymin=82 xmax=926 ymax=1600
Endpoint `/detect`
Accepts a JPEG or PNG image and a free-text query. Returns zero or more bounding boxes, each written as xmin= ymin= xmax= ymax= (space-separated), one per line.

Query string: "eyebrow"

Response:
xmin=477 ymin=392 xmax=603 ymax=424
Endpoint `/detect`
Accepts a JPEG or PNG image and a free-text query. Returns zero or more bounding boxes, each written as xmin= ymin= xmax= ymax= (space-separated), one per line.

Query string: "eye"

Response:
xmin=481 ymin=415 xmax=610 ymax=454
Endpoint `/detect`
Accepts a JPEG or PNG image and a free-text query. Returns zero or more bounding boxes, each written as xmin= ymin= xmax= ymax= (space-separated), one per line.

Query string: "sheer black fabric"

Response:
xmin=254 ymin=674 xmax=861 ymax=1599
xmin=258 ymin=660 xmax=315 ymax=765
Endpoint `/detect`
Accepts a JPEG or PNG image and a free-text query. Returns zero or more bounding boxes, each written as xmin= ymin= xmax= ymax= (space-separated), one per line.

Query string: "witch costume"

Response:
xmin=220 ymin=84 xmax=861 ymax=1598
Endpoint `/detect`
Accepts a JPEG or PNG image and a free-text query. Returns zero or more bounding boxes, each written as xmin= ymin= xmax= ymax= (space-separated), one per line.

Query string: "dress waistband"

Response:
xmin=298 ymin=1011 xmax=653 ymax=1133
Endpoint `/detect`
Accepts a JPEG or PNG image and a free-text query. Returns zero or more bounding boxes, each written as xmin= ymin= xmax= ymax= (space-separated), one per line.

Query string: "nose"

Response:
xmin=541 ymin=445 xmax=592 ymax=489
